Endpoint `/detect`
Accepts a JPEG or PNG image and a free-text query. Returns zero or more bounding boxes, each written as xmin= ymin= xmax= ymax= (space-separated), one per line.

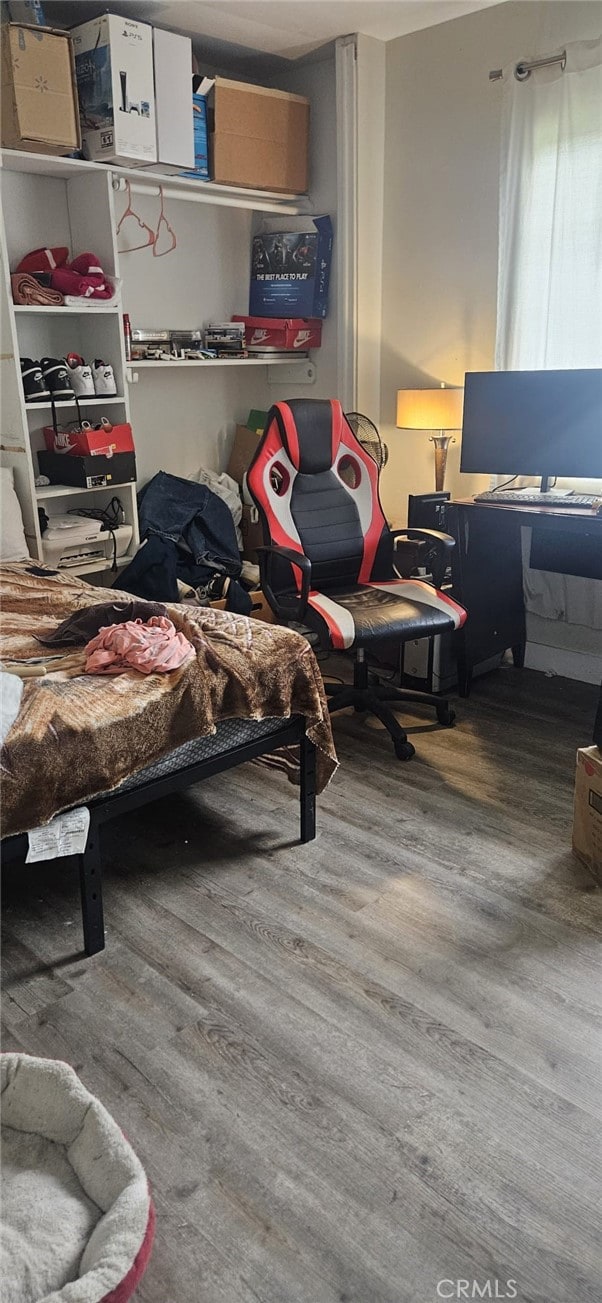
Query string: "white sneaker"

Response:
xmin=65 ymin=353 xmax=95 ymax=398
xmin=92 ymin=359 xmax=117 ymax=397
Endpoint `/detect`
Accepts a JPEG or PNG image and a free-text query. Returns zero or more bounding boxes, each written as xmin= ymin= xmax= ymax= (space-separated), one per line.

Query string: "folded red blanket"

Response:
xmin=11 ymin=273 xmax=64 ymax=307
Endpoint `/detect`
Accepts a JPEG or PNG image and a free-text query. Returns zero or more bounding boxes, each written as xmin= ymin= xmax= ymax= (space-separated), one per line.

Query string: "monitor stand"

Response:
xmin=539 ymin=475 xmax=571 ymax=497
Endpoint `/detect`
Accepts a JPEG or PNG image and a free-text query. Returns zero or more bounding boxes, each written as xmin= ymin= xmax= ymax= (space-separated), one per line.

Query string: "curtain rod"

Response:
xmin=489 ymin=50 xmax=567 ymax=82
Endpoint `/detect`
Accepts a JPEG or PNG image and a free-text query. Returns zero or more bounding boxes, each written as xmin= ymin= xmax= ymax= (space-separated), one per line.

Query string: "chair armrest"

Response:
xmin=393 ymin=528 xmax=455 ymax=588
xmin=393 ymin=528 xmax=455 ymax=549
xmin=256 ymin=544 xmax=312 ymax=623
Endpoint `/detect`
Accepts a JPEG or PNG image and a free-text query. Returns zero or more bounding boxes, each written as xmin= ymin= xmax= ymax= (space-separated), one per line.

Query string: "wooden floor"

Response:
xmin=2 ymin=666 xmax=601 ymax=1303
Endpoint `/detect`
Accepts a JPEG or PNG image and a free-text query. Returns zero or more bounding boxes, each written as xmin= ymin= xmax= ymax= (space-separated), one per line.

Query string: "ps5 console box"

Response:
xmin=72 ymin=14 xmax=156 ymax=166
xmin=150 ymin=27 xmax=193 ymax=172
xmin=573 ymin=746 xmax=602 ymax=884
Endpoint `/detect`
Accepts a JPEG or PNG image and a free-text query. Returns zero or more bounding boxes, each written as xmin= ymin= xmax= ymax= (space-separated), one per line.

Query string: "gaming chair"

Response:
xmin=247 ymin=399 xmax=467 ymax=761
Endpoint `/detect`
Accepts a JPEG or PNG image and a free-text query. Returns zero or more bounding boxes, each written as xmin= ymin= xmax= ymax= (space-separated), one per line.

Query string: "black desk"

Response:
xmin=447 ymin=498 xmax=602 ymax=698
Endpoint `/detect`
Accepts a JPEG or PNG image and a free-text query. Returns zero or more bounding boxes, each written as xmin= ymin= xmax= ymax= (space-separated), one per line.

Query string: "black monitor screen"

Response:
xmin=460 ymin=369 xmax=602 ymax=479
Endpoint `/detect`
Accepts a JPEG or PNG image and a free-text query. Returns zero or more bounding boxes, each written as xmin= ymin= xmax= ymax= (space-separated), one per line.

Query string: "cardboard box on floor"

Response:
xmin=208 ymin=77 xmax=309 ymax=194
xmin=1 ymin=23 xmax=81 ymax=154
xmin=226 ymin=423 xmax=263 ymax=487
xmin=226 ymin=415 xmax=268 ymax=561
xmin=211 ymin=588 xmax=274 ymax=623
xmin=572 ymin=746 xmax=602 ymax=884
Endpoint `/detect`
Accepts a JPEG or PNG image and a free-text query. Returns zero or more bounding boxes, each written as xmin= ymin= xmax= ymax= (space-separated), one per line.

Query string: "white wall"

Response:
xmin=357 ymin=34 xmax=387 ymax=423
xmin=266 ymin=46 xmax=340 ymax=402
xmin=378 ymin=0 xmax=602 ymax=683
xmin=379 ymin=0 xmax=601 ymax=525
xmin=117 ymin=194 xmax=268 ymax=483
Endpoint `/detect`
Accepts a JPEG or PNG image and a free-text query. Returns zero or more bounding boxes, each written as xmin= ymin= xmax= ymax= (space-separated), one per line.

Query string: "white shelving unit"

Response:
xmin=28 ymin=396 xmax=126 ymax=410
xmin=2 ymin=149 xmax=309 ymax=215
xmin=0 ymin=161 xmax=140 ymax=578
xmin=128 ymin=357 xmax=309 ymax=370
xmin=0 ymin=136 xmax=325 ymax=574
xmin=35 ymin=481 xmax=135 ymax=500
xmin=13 ymin=304 xmax=120 ymax=316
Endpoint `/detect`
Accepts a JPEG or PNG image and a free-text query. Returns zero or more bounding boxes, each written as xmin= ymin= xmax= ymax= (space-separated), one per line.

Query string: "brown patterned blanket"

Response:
xmin=0 ymin=564 xmax=337 ymax=837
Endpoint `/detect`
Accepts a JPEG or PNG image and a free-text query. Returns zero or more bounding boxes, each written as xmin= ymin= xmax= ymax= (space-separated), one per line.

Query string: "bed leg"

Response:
xmin=299 ymin=733 xmax=316 ymax=844
xmin=78 ymin=830 xmax=105 ymax=956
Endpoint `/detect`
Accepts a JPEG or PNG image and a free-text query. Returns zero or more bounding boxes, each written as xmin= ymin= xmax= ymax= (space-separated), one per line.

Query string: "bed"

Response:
xmin=0 ymin=562 xmax=337 ymax=955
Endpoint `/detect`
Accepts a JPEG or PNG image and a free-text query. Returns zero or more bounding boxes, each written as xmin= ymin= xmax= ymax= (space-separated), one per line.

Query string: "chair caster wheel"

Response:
xmin=436 ymin=705 xmax=456 ymax=727
xmin=394 ymin=740 xmax=415 ymax=761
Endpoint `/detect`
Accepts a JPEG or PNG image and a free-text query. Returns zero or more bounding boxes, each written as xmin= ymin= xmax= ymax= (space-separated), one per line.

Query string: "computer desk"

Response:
xmin=447 ymin=497 xmax=602 ymax=698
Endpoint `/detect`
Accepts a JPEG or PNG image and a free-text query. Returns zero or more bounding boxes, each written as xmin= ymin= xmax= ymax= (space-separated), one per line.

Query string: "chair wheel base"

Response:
xmin=326 ymin=671 xmax=456 ymax=764
xmin=394 ymin=740 xmax=416 ymax=761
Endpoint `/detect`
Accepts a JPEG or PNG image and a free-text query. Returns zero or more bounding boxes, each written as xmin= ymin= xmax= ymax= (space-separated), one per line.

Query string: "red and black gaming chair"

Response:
xmin=247 ymin=399 xmax=467 ymax=761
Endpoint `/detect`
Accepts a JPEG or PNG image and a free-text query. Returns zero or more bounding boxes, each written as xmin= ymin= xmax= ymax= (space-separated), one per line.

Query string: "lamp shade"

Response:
xmin=396 ymin=387 xmax=464 ymax=430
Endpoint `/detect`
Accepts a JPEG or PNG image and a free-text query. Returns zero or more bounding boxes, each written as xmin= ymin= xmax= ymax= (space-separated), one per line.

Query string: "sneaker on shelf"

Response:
xmin=92 ymin=359 xmax=117 ymax=396
xmin=21 ymin=358 xmax=50 ymax=403
xmin=64 ymin=353 xmax=95 ymax=398
xmin=40 ymin=357 xmax=74 ymax=401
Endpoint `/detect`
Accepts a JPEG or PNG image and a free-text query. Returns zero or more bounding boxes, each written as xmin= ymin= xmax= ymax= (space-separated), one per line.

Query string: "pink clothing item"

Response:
xmin=84 ymin=616 xmax=195 ymax=676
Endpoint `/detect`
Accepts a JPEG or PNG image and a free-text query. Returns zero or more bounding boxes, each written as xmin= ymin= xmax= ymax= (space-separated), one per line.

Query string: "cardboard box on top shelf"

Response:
xmin=1 ymin=23 xmax=81 ymax=154
xmin=249 ymin=217 xmax=333 ymax=318
xmin=148 ymin=27 xmax=193 ymax=172
xmin=7 ymin=2 xmax=46 ymax=25
xmin=207 ymin=77 xmax=309 ymax=194
xmin=572 ymin=745 xmax=602 ymax=885
xmin=72 ymin=14 xmax=156 ymax=167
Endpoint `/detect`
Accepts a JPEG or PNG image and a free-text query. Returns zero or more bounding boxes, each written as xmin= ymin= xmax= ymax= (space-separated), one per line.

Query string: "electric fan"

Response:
xmin=345 ymin=412 xmax=389 ymax=470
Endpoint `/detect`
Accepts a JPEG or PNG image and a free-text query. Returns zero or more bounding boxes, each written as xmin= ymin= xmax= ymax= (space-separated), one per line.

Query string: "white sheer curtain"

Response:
xmin=496 ymin=37 xmax=602 ymax=638
xmin=496 ymin=37 xmax=602 ymax=375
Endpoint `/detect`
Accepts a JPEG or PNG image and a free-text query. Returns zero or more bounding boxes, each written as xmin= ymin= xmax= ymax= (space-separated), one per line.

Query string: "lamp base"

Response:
xmin=429 ymin=432 xmax=456 ymax=492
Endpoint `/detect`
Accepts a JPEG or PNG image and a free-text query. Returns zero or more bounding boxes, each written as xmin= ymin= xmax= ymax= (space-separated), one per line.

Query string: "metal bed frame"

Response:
xmin=2 ymin=716 xmax=316 ymax=958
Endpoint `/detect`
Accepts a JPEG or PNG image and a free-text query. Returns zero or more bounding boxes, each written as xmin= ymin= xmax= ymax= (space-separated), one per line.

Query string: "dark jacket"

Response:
xmin=138 ymin=471 xmax=241 ymax=576
xmin=118 ymin=471 xmax=251 ymax=613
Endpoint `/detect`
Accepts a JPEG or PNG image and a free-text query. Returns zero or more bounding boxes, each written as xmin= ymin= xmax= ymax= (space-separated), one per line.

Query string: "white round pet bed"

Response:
xmin=1 ymin=1054 xmax=155 ymax=1303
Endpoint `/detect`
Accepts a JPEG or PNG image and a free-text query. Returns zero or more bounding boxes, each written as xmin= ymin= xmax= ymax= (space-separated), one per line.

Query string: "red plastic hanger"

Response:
xmin=116 ymin=180 xmax=156 ymax=253
xmin=152 ymin=186 xmax=177 ymax=258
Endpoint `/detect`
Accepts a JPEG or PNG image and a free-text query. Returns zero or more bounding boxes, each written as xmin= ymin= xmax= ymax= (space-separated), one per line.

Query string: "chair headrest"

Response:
xmin=272 ymin=399 xmax=346 ymax=474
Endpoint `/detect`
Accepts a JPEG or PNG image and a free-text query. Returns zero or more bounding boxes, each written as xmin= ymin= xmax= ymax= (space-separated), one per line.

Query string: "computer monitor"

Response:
xmin=460 ymin=369 xmax=602 ymax=485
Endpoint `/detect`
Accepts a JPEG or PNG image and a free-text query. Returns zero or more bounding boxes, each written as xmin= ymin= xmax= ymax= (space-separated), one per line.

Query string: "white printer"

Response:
xmin=41 ymin=517 xmax=132 ymax=570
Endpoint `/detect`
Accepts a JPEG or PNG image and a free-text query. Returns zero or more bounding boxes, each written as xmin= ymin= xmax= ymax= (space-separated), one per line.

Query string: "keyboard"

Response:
xmin=474 ymin=490 xmax=601 ymax=508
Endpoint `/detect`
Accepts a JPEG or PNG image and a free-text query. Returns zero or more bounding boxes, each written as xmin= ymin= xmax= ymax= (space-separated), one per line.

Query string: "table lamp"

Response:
xmin=396 ymin=384 xmax=464 ymax=491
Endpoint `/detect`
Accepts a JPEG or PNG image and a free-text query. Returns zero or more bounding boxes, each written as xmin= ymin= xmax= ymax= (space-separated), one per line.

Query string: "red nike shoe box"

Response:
xmin=43 ymin=422 xmax=135 ymax=457
xmin=232 ymin=316 xmax=322 ymax=352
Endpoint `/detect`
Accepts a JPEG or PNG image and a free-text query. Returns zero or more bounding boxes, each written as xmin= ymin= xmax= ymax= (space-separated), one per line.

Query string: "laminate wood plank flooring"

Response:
xmin=2 ymin=666 xmax=601 ymax=1303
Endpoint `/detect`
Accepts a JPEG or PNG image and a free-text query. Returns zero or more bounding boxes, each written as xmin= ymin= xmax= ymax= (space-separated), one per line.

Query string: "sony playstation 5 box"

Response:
xmin=150 ymin=27 xmax=193 ymax=172
xmin=249 ymin=216 xmax=333 ymax=319
xmin=72 ymin=14 xmax=156 ymax=166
